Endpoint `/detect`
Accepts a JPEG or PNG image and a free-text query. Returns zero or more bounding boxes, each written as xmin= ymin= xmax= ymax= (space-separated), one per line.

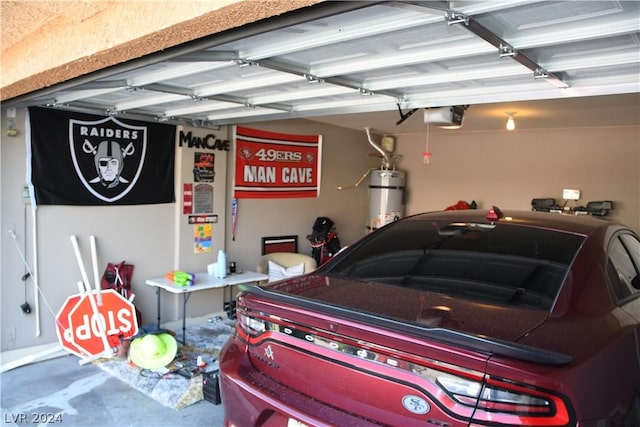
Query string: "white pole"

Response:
xmin=69 ymin=235 xmax=92 ymax=296
xmin=0 ymin=344 xmax=65 ymax=373
xmin=70 ymin=237 xmax=112 ymax=360
xmin=32 ymin=206 xmax=41 ymax=336
xmin=90 ymin=235 xmax=103 ymax=306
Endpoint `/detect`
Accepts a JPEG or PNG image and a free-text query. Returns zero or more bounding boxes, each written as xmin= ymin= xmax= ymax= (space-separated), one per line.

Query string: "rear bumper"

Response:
xmin=219 ymin=337 xmax=384 ymax=427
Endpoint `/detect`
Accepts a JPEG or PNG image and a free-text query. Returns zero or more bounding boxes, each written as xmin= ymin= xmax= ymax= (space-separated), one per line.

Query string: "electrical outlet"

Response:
xmin=5 ymin=223 xmax=15 ymax=238
xmin=562 ymin=189 xmax=581 ymax=201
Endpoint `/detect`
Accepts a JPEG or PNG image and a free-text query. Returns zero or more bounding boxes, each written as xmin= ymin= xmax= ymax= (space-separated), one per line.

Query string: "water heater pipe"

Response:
xmin=336 ymin=168 xmax=376 ymax=190
xmin=364 ymin=127 xmax=390 ymax=169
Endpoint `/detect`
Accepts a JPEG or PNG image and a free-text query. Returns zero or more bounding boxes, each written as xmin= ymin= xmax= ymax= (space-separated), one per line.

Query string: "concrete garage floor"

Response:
xmin=0 ymin=354 xmax=225 ymax=426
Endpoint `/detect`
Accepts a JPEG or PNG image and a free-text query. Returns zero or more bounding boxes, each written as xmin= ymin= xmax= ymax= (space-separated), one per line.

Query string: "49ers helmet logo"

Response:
xmin=70 ymin=116 xmax=147 ymax=202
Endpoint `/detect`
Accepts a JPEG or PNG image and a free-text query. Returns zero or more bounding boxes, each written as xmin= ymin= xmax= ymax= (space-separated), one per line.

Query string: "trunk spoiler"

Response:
xmin=238 ymin=284 xmax=572 ymax=366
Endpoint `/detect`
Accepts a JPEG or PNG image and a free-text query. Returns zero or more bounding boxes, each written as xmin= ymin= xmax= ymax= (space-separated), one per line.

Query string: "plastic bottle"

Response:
xmin=217 ymin=250 xmax=227 ymax=278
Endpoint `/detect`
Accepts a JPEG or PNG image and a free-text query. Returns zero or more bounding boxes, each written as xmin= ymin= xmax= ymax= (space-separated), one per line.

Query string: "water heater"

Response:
xmin=368 ymin=169 xmax=405 ymax=232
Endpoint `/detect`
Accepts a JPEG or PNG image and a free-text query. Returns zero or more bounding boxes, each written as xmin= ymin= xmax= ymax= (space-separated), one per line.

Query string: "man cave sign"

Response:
xmin=70 ymin=116 xmax=147 ymax=203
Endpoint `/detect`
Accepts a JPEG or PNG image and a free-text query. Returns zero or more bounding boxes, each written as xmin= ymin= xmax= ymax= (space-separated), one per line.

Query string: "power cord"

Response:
xmin=8 ymin=228 xmax=58 ymax=319
xmin=21 ymin=272 xmax=31 ymax=314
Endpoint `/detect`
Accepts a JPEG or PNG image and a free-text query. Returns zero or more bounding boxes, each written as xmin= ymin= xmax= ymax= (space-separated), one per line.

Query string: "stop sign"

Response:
xmin=55 ymin=294 xmax=85 ymax=358
xmin=63 ymin=289 xmax=139 ymax=358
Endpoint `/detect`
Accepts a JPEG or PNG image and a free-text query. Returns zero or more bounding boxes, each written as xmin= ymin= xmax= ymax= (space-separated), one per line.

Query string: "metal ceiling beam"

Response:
xmin=195 ymin=71 xmax=302 ymax=97
xmin=46 ymin=101 xmax=222 ymax=128
xmin=56 ymin=100 xmax=136 ymax=117
xmin=206 ymin=107 xmax=287 ymax=121
xmin=164 ymin=50 xmax=239 ymax=62
xmin=142 ymin=83 xmax=196 ymax=97
xmin=139 ymin=83 xmax=293 ymax=116
xmin=141 ymin=84 xmax=250 ymax=106
xmin=445 ymin=11 xmax=569 ymax=89
xmin=248 ymin=85 xmax=355 ymax=105
xmin=63 ymin=80 xmax=129 ymax=91
xmin=258 ymin=58 xmax=405 ymax=101
xmin=53 ymin=88 xmax=123 ymax=104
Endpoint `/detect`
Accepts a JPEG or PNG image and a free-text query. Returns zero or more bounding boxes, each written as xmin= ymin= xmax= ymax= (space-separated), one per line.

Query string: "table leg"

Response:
xmin=156 ymin=287 xmax=161 ymax=328
xmin=224 ymin=285 xmax=238 ymax=319
xmin=181 ymin=293 xmax=191 ymax=344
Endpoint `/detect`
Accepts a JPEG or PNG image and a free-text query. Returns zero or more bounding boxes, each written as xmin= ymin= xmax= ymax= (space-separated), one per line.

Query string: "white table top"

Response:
xmin=145 ymin=270 xmax=268 ymax=294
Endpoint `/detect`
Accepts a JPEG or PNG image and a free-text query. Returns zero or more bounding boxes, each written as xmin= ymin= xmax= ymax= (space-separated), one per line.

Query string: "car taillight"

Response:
xmin=437 ymin=374 xmax=572 ymax=426
xmin=439 ymin=375 xmax=550 ymax=409
xmin=239 ymin=313 xmax=266 ymax=335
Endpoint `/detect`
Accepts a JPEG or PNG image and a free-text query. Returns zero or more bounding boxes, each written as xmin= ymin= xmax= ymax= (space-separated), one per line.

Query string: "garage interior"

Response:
xmin=1 ymin=0 xmax=639 ymax=361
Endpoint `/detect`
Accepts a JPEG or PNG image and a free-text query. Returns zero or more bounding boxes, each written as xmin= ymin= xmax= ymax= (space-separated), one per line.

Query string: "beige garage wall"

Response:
xmin=395 ymin=126 xmax=640 ymax=232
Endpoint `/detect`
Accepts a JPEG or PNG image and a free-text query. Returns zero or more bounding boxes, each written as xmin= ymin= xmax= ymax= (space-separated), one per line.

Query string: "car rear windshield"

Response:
xmin=329 ymin=220 xmax=586 ymax=310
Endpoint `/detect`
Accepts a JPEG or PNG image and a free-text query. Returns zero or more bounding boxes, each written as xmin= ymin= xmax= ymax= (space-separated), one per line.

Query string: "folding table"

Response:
xmin=145 ymin=271 xmax=268 ymax=343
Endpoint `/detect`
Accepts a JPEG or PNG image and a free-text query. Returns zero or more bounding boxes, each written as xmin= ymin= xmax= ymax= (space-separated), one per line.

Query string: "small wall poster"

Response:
xmin=194 ymin=224 xmax=212 ymax=253
xmin=193 ymin=152 xmax=215 ymax=182
xmin=194 ymin=183 xmax=214 ymax=214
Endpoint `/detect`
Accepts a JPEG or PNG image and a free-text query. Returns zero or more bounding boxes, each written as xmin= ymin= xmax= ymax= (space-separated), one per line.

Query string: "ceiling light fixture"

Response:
xmin=506 ymin=112 xmax=516 ymax=131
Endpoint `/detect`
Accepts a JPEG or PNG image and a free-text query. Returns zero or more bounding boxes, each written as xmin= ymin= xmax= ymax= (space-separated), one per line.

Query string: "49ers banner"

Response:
xmin=27 ymin=107 xmax=175 ymax=205
xmin=234 ymin=126 xmax=322 ymax=199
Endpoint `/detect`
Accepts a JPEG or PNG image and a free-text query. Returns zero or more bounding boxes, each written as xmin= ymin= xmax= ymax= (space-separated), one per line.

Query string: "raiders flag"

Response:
xmin=27 ymin=107 xmax=175 ymax=205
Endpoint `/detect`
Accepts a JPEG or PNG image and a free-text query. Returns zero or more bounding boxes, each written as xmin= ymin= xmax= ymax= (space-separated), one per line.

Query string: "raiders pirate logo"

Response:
xmin=69 ymin=116 xmax=147 ymax=202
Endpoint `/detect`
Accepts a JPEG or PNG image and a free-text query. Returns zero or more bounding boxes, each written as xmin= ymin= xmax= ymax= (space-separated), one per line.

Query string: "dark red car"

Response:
xmin=220 ymin=209 xmax=640 ymax=426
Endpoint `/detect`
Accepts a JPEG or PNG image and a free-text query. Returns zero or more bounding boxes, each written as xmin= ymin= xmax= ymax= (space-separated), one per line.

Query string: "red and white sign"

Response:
xmin=55 ymin=294 xmax=85 ymax=358
xmin=183 ymin=183 xmax=193 ymax=214
xmin=234 ymin=126 xmax=322 ymax=199
xmin=55 ymin=289 xmax=139 ymax=358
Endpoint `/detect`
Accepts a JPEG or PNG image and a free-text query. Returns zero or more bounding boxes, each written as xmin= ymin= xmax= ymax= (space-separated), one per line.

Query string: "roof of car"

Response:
xmin=407 ymin=209 xmax=617 ymax=236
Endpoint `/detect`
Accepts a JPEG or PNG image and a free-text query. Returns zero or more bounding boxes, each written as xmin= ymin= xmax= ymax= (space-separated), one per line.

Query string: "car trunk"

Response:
xmin=234 ymin=275 xmax=557 ymax=425
xmin=269 ymin=275 xmax=550 ymax=342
